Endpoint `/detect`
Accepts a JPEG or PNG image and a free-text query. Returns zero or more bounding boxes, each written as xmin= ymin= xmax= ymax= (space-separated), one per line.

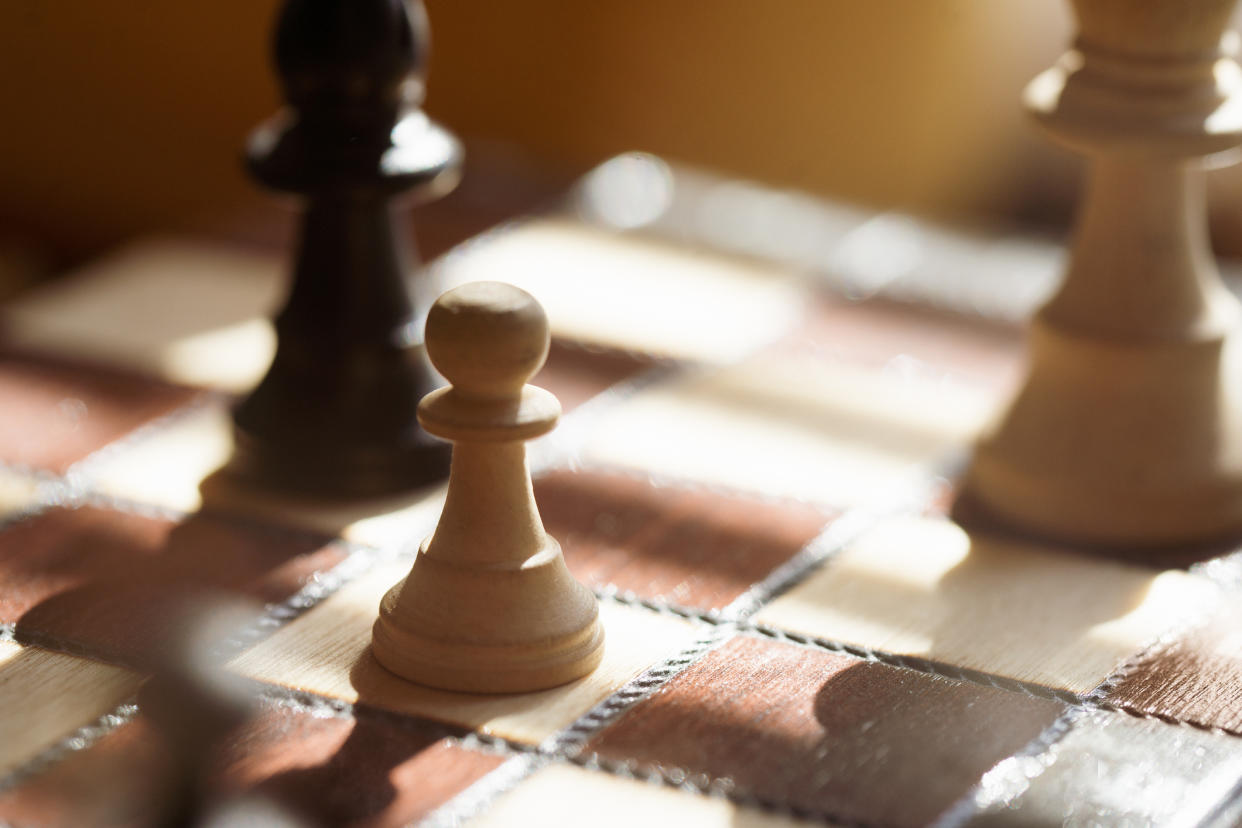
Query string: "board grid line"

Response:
xmin=418 ymin=754 xmax=540 ymax=828
xmin=0 ymin=701 xmax=139 ymax=799
xmin=930 ymin=707 xmax=1086 ymax=828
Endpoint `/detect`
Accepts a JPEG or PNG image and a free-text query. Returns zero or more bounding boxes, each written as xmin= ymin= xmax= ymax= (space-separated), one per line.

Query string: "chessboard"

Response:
xmin=3 ymin=156 xmax=1242 ymax=828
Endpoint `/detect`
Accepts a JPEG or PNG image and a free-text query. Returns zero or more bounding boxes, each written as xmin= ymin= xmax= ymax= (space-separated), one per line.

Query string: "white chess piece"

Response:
xmin=960 ymin=0 xmax=1242 ymax=546
xmin=372 ymin=281 xmax=604 ymax=692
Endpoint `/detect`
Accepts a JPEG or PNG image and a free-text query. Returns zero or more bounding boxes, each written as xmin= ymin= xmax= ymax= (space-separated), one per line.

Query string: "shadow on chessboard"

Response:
xmin=12 ymin=506 xmax=337 ymax=672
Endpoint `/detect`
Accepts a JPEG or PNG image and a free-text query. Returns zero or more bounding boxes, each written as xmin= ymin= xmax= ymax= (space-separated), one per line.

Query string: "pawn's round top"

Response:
xmin=426 ymin=282 xmax=551 ymax=400
xmin=274 ymin=0 xmax=430 ymax=115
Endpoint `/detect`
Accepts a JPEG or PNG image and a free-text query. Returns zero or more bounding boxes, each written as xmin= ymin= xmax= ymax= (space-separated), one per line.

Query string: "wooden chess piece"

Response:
xmin=371 ymin=282 xmax=605 ymax=693
xmin=140 ymin=597 xmax=296 ymax=828
xmin=231 ymin=0 xmax=458 ymax=496
xmin=958 ymin=0 xmax=1242 ymax=546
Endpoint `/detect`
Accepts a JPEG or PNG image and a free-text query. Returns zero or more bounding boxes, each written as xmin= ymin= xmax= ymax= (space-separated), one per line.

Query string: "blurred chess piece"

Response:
xmin=372 ymin=281 xmax=604 ymax=693
xmin=959 ymin=0 xmax=1242 ymax=547
xmin=142 ymin=596 xmax=310 ymax=828
xmin=231 ymin=0 xmax=459 ymax=496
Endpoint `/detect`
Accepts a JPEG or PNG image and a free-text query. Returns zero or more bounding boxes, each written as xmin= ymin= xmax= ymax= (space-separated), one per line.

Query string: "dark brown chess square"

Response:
xmin=535 ymin=469 xmax=832 ymax=611
xmin=1103 ymin=601 xmax=1242 ymax=734
xmin=586 ymin=633 xmax=1064 ymax=826
xmin=0 ymin=350 xmax=198 ymax=475
xmin=0 ymin=703 xmax=504 ymax=828
xmin=222 ymin=706 xmax=505 ymax=826
xmin=1 ymin=506 xmax=344 ymax=667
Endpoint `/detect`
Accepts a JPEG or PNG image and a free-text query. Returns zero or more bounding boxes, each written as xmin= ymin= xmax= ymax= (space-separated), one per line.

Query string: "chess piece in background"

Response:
xmin=372 ymin=281 xmax=604 ymax=693
xmin=959 ymin=0 xmax=1242 ymax=547
xmin=231 ymin=0 xmax=458 ymax=496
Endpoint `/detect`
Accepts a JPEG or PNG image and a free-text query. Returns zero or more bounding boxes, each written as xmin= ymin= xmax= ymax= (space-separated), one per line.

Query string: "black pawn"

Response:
xmin=231 ymin=0 xmax=457 ymax=496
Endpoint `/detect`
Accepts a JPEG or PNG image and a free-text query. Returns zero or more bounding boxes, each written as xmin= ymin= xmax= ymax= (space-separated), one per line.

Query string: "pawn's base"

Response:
xmin=371 ymin=610 xmax=605 ymax=694
xmin=371 ymin=538 xmax=605 ymax=694
xmin=958 ymin=317 xmax=1242 ymax=548
xmin=959 ymin=448 xmax=1242 ymax=550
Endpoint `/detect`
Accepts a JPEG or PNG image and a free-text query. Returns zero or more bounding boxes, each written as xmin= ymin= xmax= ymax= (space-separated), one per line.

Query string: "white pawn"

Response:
xmin=371 ymin=281 xmax=604 ymax=693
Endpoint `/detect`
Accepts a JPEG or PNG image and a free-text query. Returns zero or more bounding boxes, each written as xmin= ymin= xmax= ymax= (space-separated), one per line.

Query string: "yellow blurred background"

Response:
xmin=3 ymin=1 xmax=1241 ymax=277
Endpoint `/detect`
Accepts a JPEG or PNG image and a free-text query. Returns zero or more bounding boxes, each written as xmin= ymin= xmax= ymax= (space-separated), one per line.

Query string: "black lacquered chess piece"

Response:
xmin=232 ymin=0 xmax=458 ymax=496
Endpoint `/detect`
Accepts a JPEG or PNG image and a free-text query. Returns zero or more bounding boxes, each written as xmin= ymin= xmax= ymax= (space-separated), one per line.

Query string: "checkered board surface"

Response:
xmin=4 ymin=170 xmax=1242 ymax=827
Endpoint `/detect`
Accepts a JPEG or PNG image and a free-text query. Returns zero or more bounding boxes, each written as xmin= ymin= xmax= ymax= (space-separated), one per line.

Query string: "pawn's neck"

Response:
xmin=424 ymin=441 xmax=549 ymax=566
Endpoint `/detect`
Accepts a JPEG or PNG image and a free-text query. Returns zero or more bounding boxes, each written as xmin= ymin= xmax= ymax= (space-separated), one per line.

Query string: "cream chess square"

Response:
xmin=83 ymin=404 xmax=447 ymax=550
xmin=435 ymin=220 xmax=807 ymax=363
xmin=0 ymin=239 xmax=283 ymax=393
xmin=969 ymin=709 xmax=1242 ymax=825
xmin=0 ymin=641 xmax=142 ymax=775
xmin=754 ymin=516 xmax=1221 ymax=693
xmin=468 ymin=764 xmax=823 ymax=828
xmin=585 ymin=356 xmax=996 ymax=508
